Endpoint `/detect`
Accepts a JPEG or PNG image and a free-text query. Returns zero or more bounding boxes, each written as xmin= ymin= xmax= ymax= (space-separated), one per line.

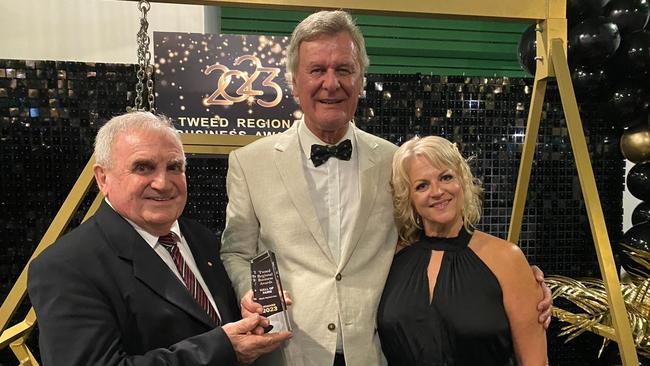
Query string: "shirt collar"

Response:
xmin=297 ymin=117 xmax=357 ymax=160
xmin=104 ymin=198 xmax=182 ymax=248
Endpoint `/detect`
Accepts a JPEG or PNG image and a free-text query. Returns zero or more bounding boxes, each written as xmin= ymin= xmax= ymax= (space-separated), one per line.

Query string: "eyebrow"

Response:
xmin=306 ymin=60 xmax=356 ymax=68
xmin=168 ymin=159 xmax=186 ymax=169
xmin=129 ymin=158 xmax=185 ymax=168
xmin=130 ymin=159 xmax=155 ymax=168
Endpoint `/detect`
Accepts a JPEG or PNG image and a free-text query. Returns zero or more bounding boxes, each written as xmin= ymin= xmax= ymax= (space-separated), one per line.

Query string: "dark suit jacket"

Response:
xmin=28 ymin=201 xmax=241 ymax=365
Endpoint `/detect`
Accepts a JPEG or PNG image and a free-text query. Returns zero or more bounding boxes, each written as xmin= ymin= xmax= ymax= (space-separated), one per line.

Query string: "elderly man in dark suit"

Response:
xmin=28 ymin=111 xmax=291 ymax=365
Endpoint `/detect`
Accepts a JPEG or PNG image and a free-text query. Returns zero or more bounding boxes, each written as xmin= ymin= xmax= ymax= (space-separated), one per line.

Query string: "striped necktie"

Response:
xmin=159 ymin=232 xmax=220 ymax=325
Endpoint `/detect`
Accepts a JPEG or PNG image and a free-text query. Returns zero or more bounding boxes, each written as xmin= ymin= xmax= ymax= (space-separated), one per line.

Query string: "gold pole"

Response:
xmin=507 ymin=64 xmax=547 ymax=244
xmin=6 ymin=309 xmax=39 ymax=366
xmin=550 ymin=38 xmax=639 ymax=365
xmin=9 ymin=339 xmax=39 ymax=366
xmin=0 ymin=317 xmax=33 ymax=349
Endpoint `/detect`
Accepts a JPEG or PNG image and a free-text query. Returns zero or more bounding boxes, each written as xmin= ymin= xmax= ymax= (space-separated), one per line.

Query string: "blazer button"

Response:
xmin=328 ymin=323 xmax=336 ymax=331
xmin=335 ymin=273 xmax=342 ymax=281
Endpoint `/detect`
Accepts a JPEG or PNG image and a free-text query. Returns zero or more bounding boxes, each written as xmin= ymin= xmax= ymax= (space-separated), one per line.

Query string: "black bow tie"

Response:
xmin=310 ymin=139 xmax=353 ymax=167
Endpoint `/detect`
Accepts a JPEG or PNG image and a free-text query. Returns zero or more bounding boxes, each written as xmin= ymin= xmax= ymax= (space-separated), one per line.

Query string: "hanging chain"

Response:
xmin=130 ymin=0 xmax=155 ymax=113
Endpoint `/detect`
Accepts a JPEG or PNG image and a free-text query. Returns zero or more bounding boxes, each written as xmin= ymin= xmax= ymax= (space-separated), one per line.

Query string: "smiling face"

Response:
xmin=292 ymin=32 xmax=363 ymax=144
xmin=408 ymin=155 xmax=465 ymax=237
xmin=93 ymin=128 xmax=187 ymax=236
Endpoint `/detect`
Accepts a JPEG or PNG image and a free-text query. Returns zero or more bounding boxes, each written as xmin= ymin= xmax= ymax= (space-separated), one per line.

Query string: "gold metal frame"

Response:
xmin=0 ymin=1 xmax=639 ymax=364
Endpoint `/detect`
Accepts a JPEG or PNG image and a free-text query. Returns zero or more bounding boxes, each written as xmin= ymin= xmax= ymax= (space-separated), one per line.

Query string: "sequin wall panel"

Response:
xmin=0 ymin=63 xmax=626 ymax=365
xmin=0 ymin=59 xmax=137 ymax=364
xmin=357 ymin=74 xmax=624 ymax=278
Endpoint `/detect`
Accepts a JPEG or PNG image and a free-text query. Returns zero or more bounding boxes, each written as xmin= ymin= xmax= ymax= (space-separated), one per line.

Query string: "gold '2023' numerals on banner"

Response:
xmin=203 ymin=55 xmax=282 ymax=108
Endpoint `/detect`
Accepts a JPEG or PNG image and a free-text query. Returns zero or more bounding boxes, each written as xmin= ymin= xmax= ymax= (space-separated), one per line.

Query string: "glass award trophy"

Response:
xmin=250 ymin=250 xmax=291 ymax=333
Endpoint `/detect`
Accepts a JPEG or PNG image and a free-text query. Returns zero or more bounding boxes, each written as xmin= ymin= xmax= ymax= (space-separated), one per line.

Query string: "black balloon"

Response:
xmin=620 ymin=222 xmax=650 ymax=277
xmin=616 ymin=30 xmax=650 ymax=78
xmin=604 ymin=0 xmax=650 ymax=34
xmin=517 ymin=24 xmax=537 ymax=76
xmin=568 ymin=0 xmax=611 ymax=25
xmin=568 ymin=17 xmax=621 ymax=67
xmin=627 ymin=161 xmax=650 ymax=201
xmin=633 ymin=201 xmax=650 ymax=225
xmin=571 ymin=65 xmax=612 ymax=96
xmin=605 ymin=82 xmax=650 ymax=119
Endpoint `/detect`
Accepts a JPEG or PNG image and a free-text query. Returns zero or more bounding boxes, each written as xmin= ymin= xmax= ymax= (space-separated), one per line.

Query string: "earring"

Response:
xmin=415 ymin=215 xmax=422 ymax=226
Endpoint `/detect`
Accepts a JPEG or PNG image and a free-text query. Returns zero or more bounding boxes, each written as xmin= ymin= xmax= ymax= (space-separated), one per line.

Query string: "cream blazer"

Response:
xmin=221 ymin=121 xmax=398 ymax=366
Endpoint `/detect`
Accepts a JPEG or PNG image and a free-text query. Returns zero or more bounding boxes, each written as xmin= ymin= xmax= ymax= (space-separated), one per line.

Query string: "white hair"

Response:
xmin=285 ymin=10 xmax=369 ymax=90
xmin=94 ymin=111 xmax=184 ymax=168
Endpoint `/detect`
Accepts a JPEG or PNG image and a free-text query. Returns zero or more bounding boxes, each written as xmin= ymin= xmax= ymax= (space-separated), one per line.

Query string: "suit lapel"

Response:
xmin=274 ymin=124 xmax=334 ymax=264
xmin=95 ymin=202 xmax=215 ymax=328
xmin=340 ymin=126 xmax=381 ymax=269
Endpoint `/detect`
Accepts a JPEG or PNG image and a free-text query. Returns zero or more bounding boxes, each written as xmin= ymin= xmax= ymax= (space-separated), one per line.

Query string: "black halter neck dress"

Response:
xmin=377 ymin=229 xmax=516 ymax=366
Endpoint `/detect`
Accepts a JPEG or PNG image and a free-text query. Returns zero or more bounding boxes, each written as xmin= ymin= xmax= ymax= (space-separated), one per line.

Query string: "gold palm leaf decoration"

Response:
xmin=546 ymin=243 xmax=650 ymax=358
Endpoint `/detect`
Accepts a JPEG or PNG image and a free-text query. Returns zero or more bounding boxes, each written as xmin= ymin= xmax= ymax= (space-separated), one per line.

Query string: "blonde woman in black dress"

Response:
xmin=378 ymin=136 xmax=547 ymax=365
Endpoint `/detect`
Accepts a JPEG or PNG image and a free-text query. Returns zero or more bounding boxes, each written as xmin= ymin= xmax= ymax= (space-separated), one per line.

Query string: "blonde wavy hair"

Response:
xmin=391 ymin=136 xmax=483 ymax=244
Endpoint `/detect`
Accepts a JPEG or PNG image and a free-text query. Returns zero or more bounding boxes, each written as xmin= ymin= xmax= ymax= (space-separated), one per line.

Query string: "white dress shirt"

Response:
xmin=297 ymin=120 xmax=361 ymax=352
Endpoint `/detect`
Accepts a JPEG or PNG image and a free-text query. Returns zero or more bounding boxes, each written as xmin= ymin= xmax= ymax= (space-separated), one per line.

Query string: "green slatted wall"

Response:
xmin=220 ymin=7 xmax=531 ymax=77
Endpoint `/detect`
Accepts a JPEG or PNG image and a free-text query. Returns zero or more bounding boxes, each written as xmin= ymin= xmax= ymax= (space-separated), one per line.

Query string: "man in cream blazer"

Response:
xmin=221 ymin=11 xmax=397 ymax=365
xmin=222 ymin=118 xmax=397 ymax=365
xmin=222 ymin=10 xmax=552 ymax=366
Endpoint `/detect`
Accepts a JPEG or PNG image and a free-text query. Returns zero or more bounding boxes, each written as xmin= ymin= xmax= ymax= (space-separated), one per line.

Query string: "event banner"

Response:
xmin=154 ymin=32 xmax=300 ymax=135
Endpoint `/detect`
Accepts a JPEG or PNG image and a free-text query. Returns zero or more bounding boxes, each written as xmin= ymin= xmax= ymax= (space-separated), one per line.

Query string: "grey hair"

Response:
xmin=391 ymin=136 xmax=483 ymax=244
xmin=94 ymin=111 xmax=185 ymax=168
xmin=285 ymin=10 xmax=370 ymax=90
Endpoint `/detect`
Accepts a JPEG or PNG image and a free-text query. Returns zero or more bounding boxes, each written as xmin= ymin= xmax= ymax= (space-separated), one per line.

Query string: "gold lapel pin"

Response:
xmin=207 ymin=261 xmax=213 ymax=267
